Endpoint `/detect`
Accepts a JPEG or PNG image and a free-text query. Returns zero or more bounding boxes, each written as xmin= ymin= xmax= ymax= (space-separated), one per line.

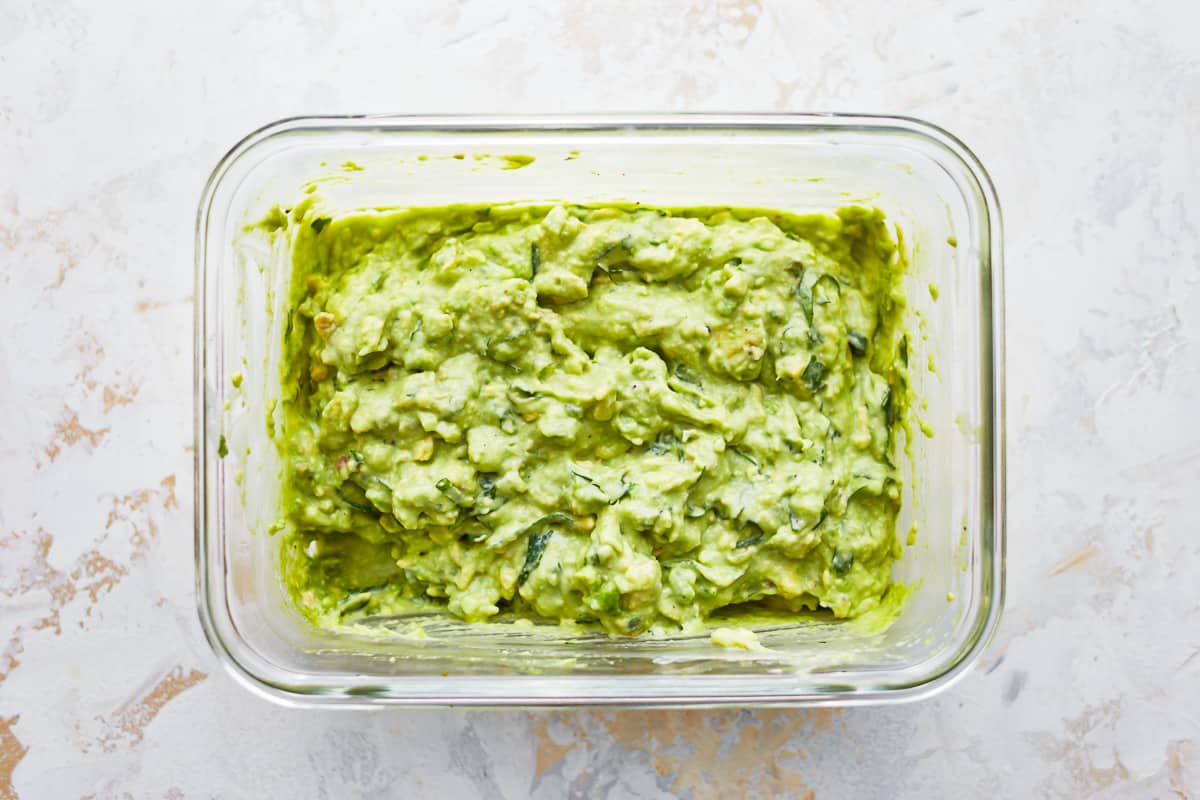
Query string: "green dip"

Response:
xmin=274 ymin=201 xmax=908 ymax=636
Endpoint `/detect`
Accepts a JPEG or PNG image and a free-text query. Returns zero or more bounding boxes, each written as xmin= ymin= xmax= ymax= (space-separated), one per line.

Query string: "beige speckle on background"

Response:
xmin=0 ymin=715 xmax=26 ymax=800
xmin=42 ymin=413 xmax=110 ymax=463
xmin=98 ymin=666 xmax=207 ymax=752
xmin=101 ymin=384 xmax=138 ymax=414
xmin=1050 ymin=541 xmax=1100 ymax=575
xmin=1 ymin=0 xmax=1198 ymax=797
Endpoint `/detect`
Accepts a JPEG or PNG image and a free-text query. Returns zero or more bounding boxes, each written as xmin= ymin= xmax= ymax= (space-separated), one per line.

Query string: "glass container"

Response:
xmin=195 ymin=113 xmax=1004 ymax=706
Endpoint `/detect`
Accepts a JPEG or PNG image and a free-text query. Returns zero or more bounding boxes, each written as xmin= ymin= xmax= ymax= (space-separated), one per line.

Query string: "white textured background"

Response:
xmin=2 ymin=1 xmax=1199 ymax=797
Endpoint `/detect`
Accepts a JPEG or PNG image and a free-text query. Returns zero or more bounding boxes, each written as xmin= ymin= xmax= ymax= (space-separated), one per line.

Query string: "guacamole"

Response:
xmin=274 ymin=201 xmax=908 ymax=636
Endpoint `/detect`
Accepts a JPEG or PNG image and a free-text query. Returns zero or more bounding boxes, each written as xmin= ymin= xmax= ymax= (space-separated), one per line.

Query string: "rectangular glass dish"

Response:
xmin=195 ymin=113 xmax=1004 ymax=707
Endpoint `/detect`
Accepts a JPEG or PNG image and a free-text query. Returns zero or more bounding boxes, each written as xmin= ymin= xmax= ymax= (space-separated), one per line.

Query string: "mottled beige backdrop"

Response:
xmin=2 ymin=0 xmax=1199 ymax=797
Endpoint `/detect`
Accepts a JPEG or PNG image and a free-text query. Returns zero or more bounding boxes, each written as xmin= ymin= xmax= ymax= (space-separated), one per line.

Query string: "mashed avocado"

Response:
xmin=275 ymin=202 xmax=908 ymax=636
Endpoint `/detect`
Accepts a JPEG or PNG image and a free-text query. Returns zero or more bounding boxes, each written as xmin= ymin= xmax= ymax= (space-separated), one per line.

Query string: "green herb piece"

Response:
xmin=802 ymin=358 xmax=828 ymax=393
xmin=487 ymin=327 xmax=530 ymax=361
xmin=813 ymin=274 xmax=841 ymax=304
xmin=595 ymin=241 xmax=622 ymax=261
xmin=797 ymin=280 xmax=814 ymax=324
xmin=336 ymin=592 xmax=372 ymax=618
xmin=217 ymin=435 xmax=228 ymax=458
xmin=520 ymin=512 xmax=574 ymax=535
xmin=899 ymin=335 xmax=909 ymax=366
xmin=846 ymin=475 xmax=880 ymax=503
xmin=847 ymin=330 xmax=868 ymax=356
xmin=883 ymin=387 xmax=895 ymax=427
xmin=570 ymin=468 xmax=599 ymax=486
xmin=730 ymin=447 xmax=759 ymax=469
xmin=831 ymin=549 xmax=854 ymax=575
xmin=609 ymin=478 xmax=635 ymax=505
xmin=797 ymin=272 xmax=841 ymax=327
xmin=478 ymin=473 xmax=498 ymax=499
xmin=435 ymin=478 xmax=472 ymax=507
xmin=595 ymin=236 xmax=633 ymax=266
xmin=518 ymin=529 xmax=554 ymax=586
xmin=648 ymin=430 xmax=683 ymax=459
xmin=511 ymin=384 xmax=542 ymax=400
xmin=339 ymin=494 xmax=375 ymax=514
xmin=672 ymin=363 xmax=703 ymax=387
xmin=735 ymin=531 xmax=764 ymax=549
xmin=530 ymin=243 xmax=541 ymax=278
xmin=311 ymin=217 xmax=332 ymax=233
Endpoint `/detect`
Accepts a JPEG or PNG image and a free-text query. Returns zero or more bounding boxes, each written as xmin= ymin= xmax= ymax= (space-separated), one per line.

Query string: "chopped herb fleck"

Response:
xmin=847 ymin=330 xmax=868 ymax=356
xmin=797 ymin=279 xmax=814 ymax=324
xmin=595 ymin=241 xmax=622 ymax=261
xmin=735 ymin=531 xmax=764 ymax=549
xmin=802 ymin=358 xmax=828 ymax=393
xmin=672 ymin=363 xmax=703 ymax=387
xmin=436 ymin=478 xmax=472 ymax=507
xmin=518 ymin=529 xmax=554 ymax=586
xmin=338 ymin=492 xmax=375 ymax=514
xmin=730 ymin=447 xmax=760 ymax=469
xmin=609 ymin=476 xmax=635 ymax=504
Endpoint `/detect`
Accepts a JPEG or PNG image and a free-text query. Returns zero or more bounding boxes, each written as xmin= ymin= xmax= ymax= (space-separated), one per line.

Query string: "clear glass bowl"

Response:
xmin=195 ymin=113 xmax=1004 ymax=706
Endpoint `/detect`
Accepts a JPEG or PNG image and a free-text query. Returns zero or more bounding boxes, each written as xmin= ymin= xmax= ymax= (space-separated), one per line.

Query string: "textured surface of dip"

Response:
xmin=276 ymin=202 xmax=908 ymax=636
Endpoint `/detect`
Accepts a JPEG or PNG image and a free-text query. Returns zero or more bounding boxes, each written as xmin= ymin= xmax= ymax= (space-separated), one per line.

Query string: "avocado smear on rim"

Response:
xmin=275 ymin=201 xmax=909 ymax=637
